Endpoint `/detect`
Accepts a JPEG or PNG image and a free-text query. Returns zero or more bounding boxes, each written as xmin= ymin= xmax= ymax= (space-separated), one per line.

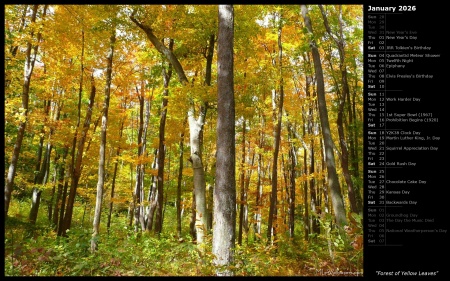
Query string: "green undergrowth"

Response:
xmin=4 ymin=199 xmax=363 ymax=276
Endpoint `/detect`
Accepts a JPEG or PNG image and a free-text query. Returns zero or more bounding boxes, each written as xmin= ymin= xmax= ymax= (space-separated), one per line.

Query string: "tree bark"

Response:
xmin=61 ymin=74 xmax=97 ymax=236
xmin=154 ymin=39 xmax=174 ymax=234
xmin=254 ymin=113 xmax=265 ymax=239
xmin=238 ymin=119 xmax=246 ymax=245
xmin=319 ymin=5 xmax=359 ymax=214
xmin=204 ymin=34 xmax=215 ymax=232
xmin=134 ymin=83 xmax=151 ymax=232
xmin=131 ymin=12 xmax=209 ymax=247
xmin=301 ymin=5 xmax=347 ymax=227
xmin=29 ymin=188 xmax=42 ymax=224
xmin=176 ymin=129 xmax=185 ymax=238
xmin=34 ymin=100 xmax=50 ymax=185
xmin=92 ymin=29 xmax=115 ymax=251
xmin=213 ymin=5 xmax=235 ymax=276
xmin=286 ymin=123 xmax=297 ymax=238
xmin=267 ymin=11 xmax=284 ymax=245
xmin=53 ymin=146 xmax=68 ymax=232
xmin=5 ymin=5 xmax=46 ymax=217
xmin=107 ymin=117 xmax=124 ymax=231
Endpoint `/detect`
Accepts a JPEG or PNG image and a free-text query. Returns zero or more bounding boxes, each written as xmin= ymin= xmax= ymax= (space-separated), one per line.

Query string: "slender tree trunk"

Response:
xmin=107 ymin=118 xmax=124 ymax=231
xmin=301 ymin=5 xmax=347 ymax=227
xmin=34 ymin=130 xmax=45 ymax=184
xmin=131 ymin=13 xmax=209 ymax=248
xmin=53 ymin=146 xmax=68 ymax=231
xmin=34 ymin=100 xmax=50 ymax=184
xmin=243 ymin=149 xmax=255 ymax=241
xmin=309 ymin=141 xmax=320 ymax=235
xmin=91 ymin=30 xmax=115 ymax=251
xmin=349 ymin=78 xmax=363 ymax=212
xmin=48 ymin=155 xmax=57 ymax=222
xmin=238 ymin=119 xmax=246 ymax=245
xmin=26 ymin=6 xmax=51 ymax=223
xmin=287 ymin=124 xmax=297 ymax=238
xmin=61 ymin=74 xmax=96 ymax=236
xmin=254 ymin=114 xmax=265 ymax=239
xmin=190 ymin=192 xmax=196 ymax=240
xmin=135 ymin=84 xmax=151 ymax=232
xmin=146 ymin=150 xmax=158 ymax=231
xmin=5 ymin=5 xmax=45 ymax=217
xmin=154 ymin=39 xmax=173 ymax=234
xmin=213 ymin=5 xmax=235 ymax=276
xmin=319 ymin=5 xmax=359 ymax=214
xmin=29 ymin=188 xmax=42 ymax=224
xmin=57 ymin=170 xmax=69 ymax=236
xmin=301 ymin=107 xmax=310 ymax=240
xmin=46 ymin=101 xmax=62 ymax=222
xmin=267 ymin=12 xmax=284 ymax=245
xmin=59 ymin=26 xmax=86 ymax=236
xmin=176 ymin=130 xmax=185 ymax=239
xmin=205 ymin=34 xmax=215 ymax=232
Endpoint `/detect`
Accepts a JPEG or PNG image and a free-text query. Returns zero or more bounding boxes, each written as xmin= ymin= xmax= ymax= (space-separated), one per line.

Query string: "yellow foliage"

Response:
xmin=182 ymin=167 xmax=193 ymax=177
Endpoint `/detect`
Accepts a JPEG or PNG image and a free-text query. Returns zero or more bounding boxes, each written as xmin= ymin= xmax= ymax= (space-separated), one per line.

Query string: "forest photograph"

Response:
xmin=4 ymin=4 xmax=363 ymax=276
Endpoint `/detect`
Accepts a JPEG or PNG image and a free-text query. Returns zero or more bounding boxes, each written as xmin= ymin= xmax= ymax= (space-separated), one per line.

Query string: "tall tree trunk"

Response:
xmin=91 ymin=30 xmax=115 ymax=251
xmin=131 ymin=13 xmax=209 ymax=248
xmin=189 ymin=114 xmax=207 ymax=247
xmin=176 ymin=129 xmax=185 ymax=239
xmin=134 ymin=84 xmax=150 ymax=232
xmin=5 ymin=5 xmax=46 ymax=217
xmin=188 ymin=109 xmax=207 ymax=248
xmin=29 ymin=188 xmax=42 ymax=224
xmin=204 ymin=34 xmax=215 ymax=232
xmin=238 ymin=119 xmax=246 ymax=245
xmin=301 ymin=5 xmax=347 ymax=227
xmin=154 ymin=39 xmax=173 ymax=234
xmin=243 ymin=147 xmax=254 ymax=241
xmin=48 ymin=154 xmax=57 ymax=222
xmin=61 ymin=74 xmax=97 ymax=236
xmin=53 ymin=146 xmax=68 ymax=231
xmin=319 ymin=5 xmax=359 ymax=214
xmin=57 ymin=163 xmax=69 ymax=236
xmin=267 ymin=11 xmax=284 ymax=245
xmin=287 ymin=123 xmax=297 ymax=238
xmin=190 ymin=192 xmax=196 ymax=240
xmin=213 ymin=5 xmax=235 ymax=276
xmin=302 ymin=110 xmax=310 ymax=240
xmin=146 ymin=149 xmax=158 ymax=231
xmin=349 ymin=72 xmax=363 ymax=212
xmin=46 ymin=101 xmax=62 ymax=222
xmin=59 ymin=25 xmax=86 ymax=236
xmin=309 ymin=141 xmax=320 ymax=234
xmin=254 ymin=113 xmax=265 ymax=239
xmin=34 ymin=100 xmax=50 ymax=184
xmin=107 ymin=118 xmax=124 ymax=231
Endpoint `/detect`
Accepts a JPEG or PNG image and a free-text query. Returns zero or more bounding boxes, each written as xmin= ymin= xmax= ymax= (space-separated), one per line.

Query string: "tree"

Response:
xmin=300 ymin=5 xmax=347 ymax=227
xmin=5 ymin=5 xmax=47 ymax=217
xmin=267 ymin=9 xmax=284 ymax=245
xmin=130 ymin=7 xmax=210 ymax=248
xmin=212 ymin=4 xmax=235 ymax=276
xmin=319 ymin=5 xmax=360 ymax=214
xmin=91 ymin=24 xmax=116 ymax=251
xmin=134 ymin=80 xmax=151 ymax=232
xmin=61 ymin=74 xmax=97 ymax=236
xmin=153 ymin=39 xmax=174 ymax=234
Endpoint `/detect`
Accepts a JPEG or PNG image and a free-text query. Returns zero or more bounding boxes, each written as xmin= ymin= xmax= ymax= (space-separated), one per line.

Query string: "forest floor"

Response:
xmin=4 ymin=200 xmax=363 ymax=276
